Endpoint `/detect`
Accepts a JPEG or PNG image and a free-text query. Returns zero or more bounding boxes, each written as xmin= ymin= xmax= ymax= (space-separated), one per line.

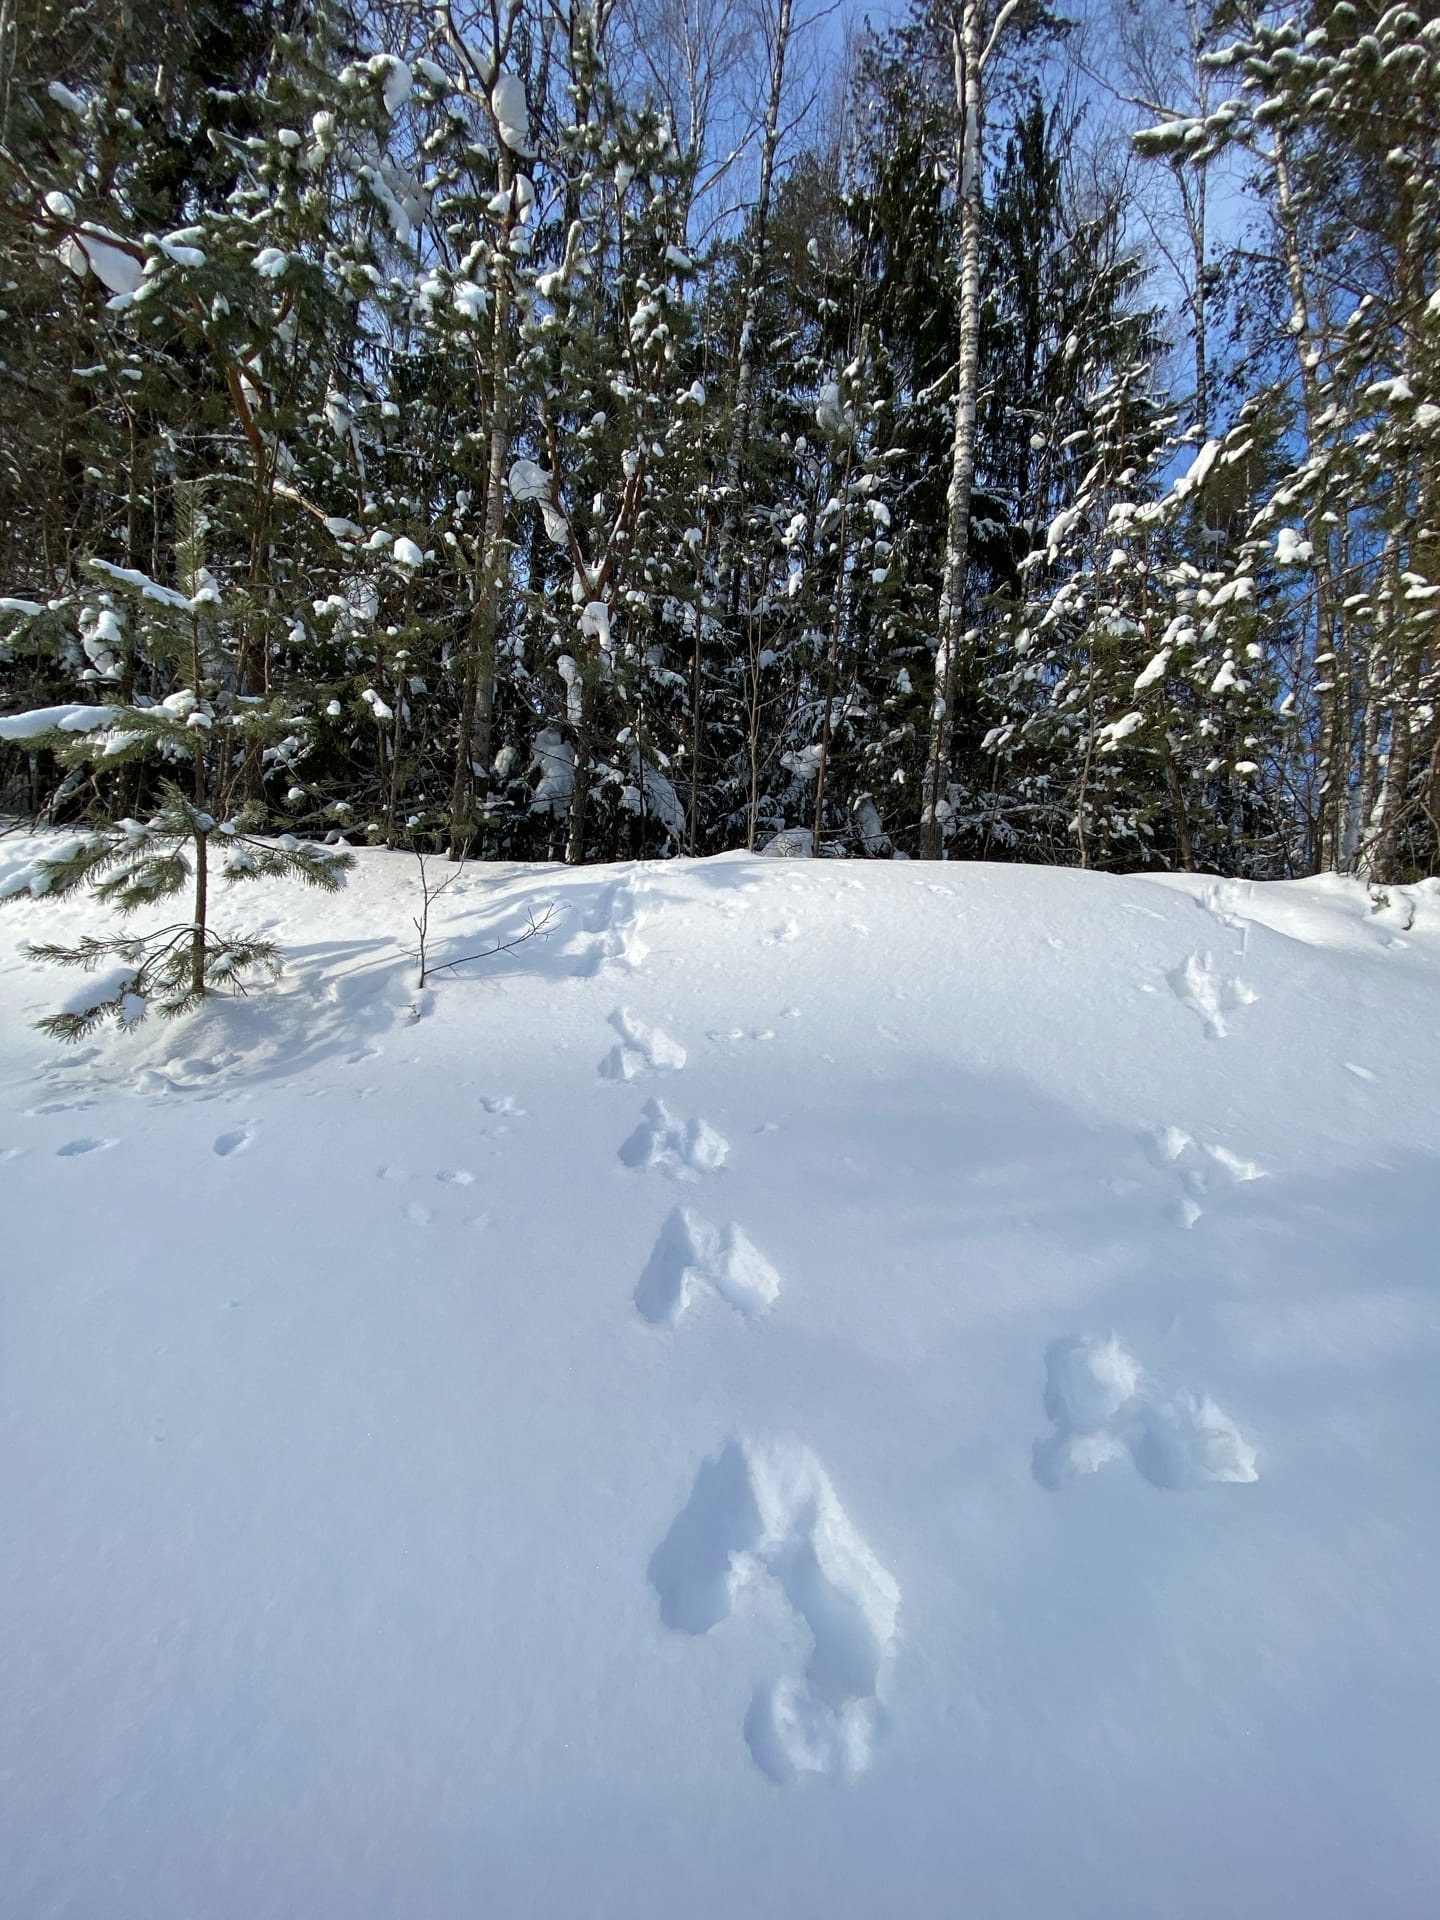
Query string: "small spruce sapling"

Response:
xmin=0 ymin=492 xmax=353 ymax=1037
xmin=2 ymin=790 xmax=351 ymax=1038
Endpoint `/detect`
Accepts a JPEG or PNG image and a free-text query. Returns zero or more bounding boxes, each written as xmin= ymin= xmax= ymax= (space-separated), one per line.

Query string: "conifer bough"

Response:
xmin=2 ymin=780 xmax=353 ymax=1039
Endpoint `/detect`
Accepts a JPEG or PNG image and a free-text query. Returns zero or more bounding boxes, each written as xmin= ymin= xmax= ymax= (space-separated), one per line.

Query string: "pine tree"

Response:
xmin=0 ymin=495 xmax=352 ymax=1035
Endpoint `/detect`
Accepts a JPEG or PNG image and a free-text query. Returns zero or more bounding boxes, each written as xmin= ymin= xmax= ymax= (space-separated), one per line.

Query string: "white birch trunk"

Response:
xmin=730 ymin=0 xmax=794 ymax=483
xmin=920 ymin=0 xmax=985 ymax=860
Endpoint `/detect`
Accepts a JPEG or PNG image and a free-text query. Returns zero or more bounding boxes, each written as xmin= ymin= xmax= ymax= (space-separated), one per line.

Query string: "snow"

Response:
xmin=58 ymin=227 xmax=143 ymax=296
xmin=57 ymin=964 xmax=140 ymax=1017
xmin=2 ymin=846 xmax=1439 ymax=1916
xmin=89 ymin=559 xmax=196 ymax=612
xmin=581 ymin=599 xmax=613 ymax=652
xmin=780 ymin=743 xmax=824 ymax=782
xmin=528 ymin=727 xmax=574 ymax=814
xmin=538 ymin=500 xmax=570 ymax=549
xmin=557 ymin=653 xmax=582 ymax=724
xmin=82 ymin=607 xmax=123 ymax=679
xmin=1044 ymin=503 xmax=1082 ymax=556
xmin=760 ymin=826 xmax=814 ymax=855
xmin=46 ymin=79 xmax=87 ymax=116
xmin=509 ymin=462 xmax=570 ymax=549
xmin=0 ymin=702 xmax=116 ymax=741
xmin=635 ymin=1206 xmax=778 ymax=1324
xmin=490 ymin=71 xmax=530 ymax=154
xmin=452 ymin=278 xmax=488 ymax=321
xmin=1171 ymin=437 xmax=1221 ymax=501
xmin=621 ymin=761 xmax=686 ymax=843
xmin=1097 ymin=709 xmax=1145 ymax=750
xmin=1133 ymin=647 xmax=1171 ymax=692
xmin=508 ymin=457 xmax=552 ymax=503
xmin=153 ymin=233 xmax=206 ymax=268
xmin=815 ymin=383 xmax=851 ymax=438
xmin=370 ymin=54 xmax=411 ymax=115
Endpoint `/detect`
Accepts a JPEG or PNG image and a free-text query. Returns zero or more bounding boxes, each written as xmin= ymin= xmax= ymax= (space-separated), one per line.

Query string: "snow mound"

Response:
xmin=1 ymin=844 xmax=1438 ymax=1916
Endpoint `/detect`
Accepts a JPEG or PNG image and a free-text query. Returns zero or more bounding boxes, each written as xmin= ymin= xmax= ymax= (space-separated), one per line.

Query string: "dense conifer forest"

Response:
xmin=2 ymin=0 xmax=1436 ymax=879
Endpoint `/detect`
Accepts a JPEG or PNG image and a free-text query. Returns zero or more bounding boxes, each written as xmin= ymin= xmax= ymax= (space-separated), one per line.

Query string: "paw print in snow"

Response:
xmin=1033 ymin=1334 xmax=1258 ymax=1492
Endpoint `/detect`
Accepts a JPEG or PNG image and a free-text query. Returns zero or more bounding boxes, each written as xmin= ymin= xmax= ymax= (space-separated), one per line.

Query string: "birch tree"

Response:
xmin=919 ymin=0 xmax=1026 ymax=858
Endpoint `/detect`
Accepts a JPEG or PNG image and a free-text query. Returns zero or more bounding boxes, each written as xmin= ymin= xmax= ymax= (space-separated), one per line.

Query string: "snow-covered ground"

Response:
xmin=2 ymin=842 xmax=1438 ymax=1918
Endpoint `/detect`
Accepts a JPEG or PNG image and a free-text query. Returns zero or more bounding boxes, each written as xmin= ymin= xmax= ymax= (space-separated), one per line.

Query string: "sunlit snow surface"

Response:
xmin=2 ymin=845 xmax=1438 ymax=1917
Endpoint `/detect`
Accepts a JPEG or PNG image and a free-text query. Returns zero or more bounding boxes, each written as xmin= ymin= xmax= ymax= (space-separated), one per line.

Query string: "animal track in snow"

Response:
xmin=1167 ymin=951 xmax=1258 ymax=1039
xmin=1207 ymin=1142 xmax=1265 ymax=1183
xmin=599 ymin=1006 xmax=687 ymax=1082
xmin=1032 ymin=1334 xmax=1258 ymax=1492
xmin=635 ymin=1207 xmax=780 ymax=1324
xmin=1201 ymin=880 xmax=1252 ymax=949
xmin=480 ymin=1094 xmax=526 ymax=1119
xmin=212 ymin=1122 xmax=256 ymax=1158
xmin=55 ymin=1136 xmax=116 ymax=1157
xmin=649 ymin=1436 xmax=900 ymax=1783
xmin=619 ymin=1098 xmax=729 ymax=1179
xmin=134 ymin=1051 xmax=241 ymax=1097
xmin=575 ymin=874 xmax=649 ymax=974
xmin=1148 ymin=1125 xmax=1265 ymax=1227
xmin=705 ymin=1026 xmax=775 ymax=1048
xmin=46 ymin=1046 xmax=100 ymax=1070
xmin=380 ymin=1164 xmax=476 ymax=1194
